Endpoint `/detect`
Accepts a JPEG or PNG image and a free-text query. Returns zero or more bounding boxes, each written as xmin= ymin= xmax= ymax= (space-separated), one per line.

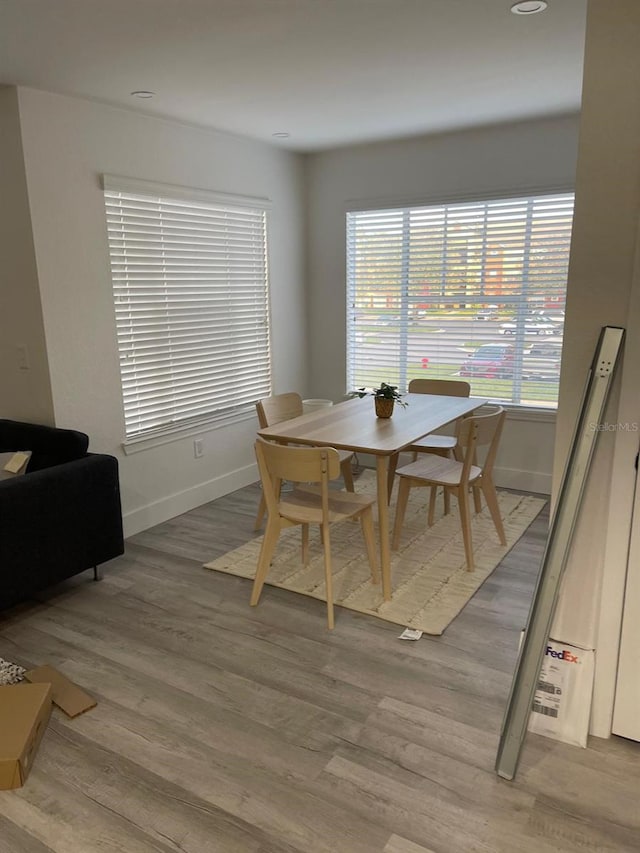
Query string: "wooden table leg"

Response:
xmin=387 ymin=452 xmax=399 ymax=503
xmin=376 ymin=455 xmax=392 ymax=601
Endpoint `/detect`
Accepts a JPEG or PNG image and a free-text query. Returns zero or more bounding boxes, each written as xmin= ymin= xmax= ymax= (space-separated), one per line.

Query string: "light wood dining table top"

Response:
xmin=257 ymin=393 xmax=487 ymax=455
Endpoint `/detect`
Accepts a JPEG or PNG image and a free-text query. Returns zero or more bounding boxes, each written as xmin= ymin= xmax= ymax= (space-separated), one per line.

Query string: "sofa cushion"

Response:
xmin=0 ymin=421 xmax=89 ymax=472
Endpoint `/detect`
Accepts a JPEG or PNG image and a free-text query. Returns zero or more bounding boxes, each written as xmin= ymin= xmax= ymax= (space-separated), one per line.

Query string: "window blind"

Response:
xmin=104 ymin=178 xmax=271 ymax=440
xmin=346 ymin=192 xmax=574 ymax=408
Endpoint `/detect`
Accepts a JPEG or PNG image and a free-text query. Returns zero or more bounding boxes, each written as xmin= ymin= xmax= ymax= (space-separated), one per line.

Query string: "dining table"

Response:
xmin=257 ymin=392 xmax=487 ymax=602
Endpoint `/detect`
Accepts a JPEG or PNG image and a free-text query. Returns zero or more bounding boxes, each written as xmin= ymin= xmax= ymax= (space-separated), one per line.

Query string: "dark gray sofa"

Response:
xmin=0 ymin=419 xmax=124 ymax=611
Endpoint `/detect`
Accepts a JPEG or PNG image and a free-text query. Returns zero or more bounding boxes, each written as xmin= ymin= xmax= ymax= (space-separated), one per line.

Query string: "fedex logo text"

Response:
xmin=546 ymin=646 xmax=579 ymax=663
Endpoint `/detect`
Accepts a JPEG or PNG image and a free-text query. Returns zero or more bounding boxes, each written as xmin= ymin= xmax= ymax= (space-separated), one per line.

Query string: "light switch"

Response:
xmin=16 ymin=345 xmax=30 ymax=370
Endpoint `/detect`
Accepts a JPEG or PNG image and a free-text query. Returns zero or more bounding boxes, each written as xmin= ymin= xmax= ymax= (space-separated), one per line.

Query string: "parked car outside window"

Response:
xmin=475 ymin=305 xmax=499 ymax=321
xmin=499 ymin=319 xmax=555 ymax=336
xmin=460 ymin=344 xmax=515 ymax=379
xmin=522 ymin=342 xmax=563 ymax=381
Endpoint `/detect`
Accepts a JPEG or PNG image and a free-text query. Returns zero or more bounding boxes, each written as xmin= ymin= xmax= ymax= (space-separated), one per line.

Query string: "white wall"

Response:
xmin=15 ymin=87 xmax=307 ymax=535
xmin=305 ymin=116 xmax=581 ymax=493
xmin=0 ymin=86 xmax=54 ymax=424
xmin=550 ymin=0 xmax=640 ymax=737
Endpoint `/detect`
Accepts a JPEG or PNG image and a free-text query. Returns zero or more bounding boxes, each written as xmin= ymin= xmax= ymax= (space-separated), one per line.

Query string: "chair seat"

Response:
xmin=280 ymin=485 xmax=375 ymax=525
xmin=408 ymin=434 xmax=457 ymax=452
xmin=396 ymin=454 xmax=482 ymax=487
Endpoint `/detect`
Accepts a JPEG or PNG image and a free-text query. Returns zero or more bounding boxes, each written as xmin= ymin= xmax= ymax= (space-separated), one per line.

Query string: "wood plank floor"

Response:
xmin=1 ymin=478 xmax=639 ymax=853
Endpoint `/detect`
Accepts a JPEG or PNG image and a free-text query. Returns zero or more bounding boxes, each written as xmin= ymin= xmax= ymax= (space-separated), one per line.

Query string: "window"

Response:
xmin=346 ymin=191 xmax=574 ymax=409
xmin=103 ymin=176 xmax=271 ymax=442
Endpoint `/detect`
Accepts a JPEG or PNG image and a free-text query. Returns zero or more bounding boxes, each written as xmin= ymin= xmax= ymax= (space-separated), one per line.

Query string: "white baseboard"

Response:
xmin=494 ymin=465 xmax=551 ymax=496
xmin=123 ymin=462 xmax=259 ymax=538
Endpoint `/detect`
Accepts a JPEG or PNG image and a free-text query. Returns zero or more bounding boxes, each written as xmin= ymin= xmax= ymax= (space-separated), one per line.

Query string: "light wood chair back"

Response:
xmin=451 ymin=406 xmax=505 ymax=500
xmin=392 ymin=407 xmax=506 ymax=570
xmin=408 ymin=378 xmax=471 ymax=397
xmin=252 ymin=437 xmax=377 ymax=629
xmin=256 ymin=438 xmax=341 ymax=498
xmin=456 ymin=405 xmax=505 ymax=476
xmin=256 ymin=392 xmax=303 ymax=428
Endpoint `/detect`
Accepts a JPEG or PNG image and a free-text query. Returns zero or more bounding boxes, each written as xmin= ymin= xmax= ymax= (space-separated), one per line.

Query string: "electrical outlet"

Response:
xmin=193 ymin=439 xmax=204 ymax=458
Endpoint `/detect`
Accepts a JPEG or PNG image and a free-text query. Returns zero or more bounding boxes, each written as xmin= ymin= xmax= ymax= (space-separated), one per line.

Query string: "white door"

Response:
xmin=612 ymin=453 xmax=640 ymax=740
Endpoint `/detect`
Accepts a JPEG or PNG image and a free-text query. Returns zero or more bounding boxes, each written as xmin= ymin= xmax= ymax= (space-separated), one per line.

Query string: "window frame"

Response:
xmin=103 ymin=175 xmax=272 ymax=451
xmin=345 ymin=185 xmax=574 ymax=413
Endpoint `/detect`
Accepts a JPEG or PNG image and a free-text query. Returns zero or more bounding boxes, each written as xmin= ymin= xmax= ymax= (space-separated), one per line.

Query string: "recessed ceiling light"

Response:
xmin=131 ymin=90 xmax=155 ymax=99
xmin=511 ymin=1 xmax=548 ymax=14
xmin=272 ymin=132 xmax=290 ymax=139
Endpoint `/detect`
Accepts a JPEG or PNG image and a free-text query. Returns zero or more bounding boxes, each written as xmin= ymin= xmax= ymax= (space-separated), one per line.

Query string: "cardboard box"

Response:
xmin=25 ymin=665 xmax=96 ymax=718
xmin=520 ymin=632 xmax=595 ymax=748
xmin=0 ymin=682 xmax=52 ymax=789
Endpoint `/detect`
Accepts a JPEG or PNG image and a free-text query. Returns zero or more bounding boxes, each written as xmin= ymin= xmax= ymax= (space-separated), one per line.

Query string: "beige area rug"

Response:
xmin=203 ymin=471 xmax=546 ymax=634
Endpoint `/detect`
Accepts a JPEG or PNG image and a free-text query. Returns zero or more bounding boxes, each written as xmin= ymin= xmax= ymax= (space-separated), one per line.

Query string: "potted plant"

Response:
xmin=353 ymin=382 xmax=408 ymax=418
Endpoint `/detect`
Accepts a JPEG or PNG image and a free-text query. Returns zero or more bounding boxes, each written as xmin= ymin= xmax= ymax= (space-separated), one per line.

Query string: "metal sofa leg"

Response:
xmin=93 ymin=566 xmax=102 ymax=582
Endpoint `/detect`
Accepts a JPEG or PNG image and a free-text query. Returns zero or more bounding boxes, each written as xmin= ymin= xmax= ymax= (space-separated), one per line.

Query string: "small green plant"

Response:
xmin=352 ymin=382 xmax=408 ymax=407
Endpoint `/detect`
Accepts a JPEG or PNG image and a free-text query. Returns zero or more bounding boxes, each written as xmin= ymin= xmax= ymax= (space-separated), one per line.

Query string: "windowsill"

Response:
xmin=121 ymin=410 xmax=257 ymax=455
xmin=504 ymin=405 xmax=557 ymax=424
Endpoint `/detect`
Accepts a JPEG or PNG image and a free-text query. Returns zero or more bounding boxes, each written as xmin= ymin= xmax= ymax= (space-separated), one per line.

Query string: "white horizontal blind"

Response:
xmin=104 ymin=181 xmax=271 ymax=440
xmin=346 ymin=192 xmax=574 ymax=408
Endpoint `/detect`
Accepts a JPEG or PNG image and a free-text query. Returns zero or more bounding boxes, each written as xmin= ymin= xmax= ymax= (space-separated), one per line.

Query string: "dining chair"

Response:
xmin=406 ymin=378 xmax=471 ymax=455
xmin=254 ymin=392 xmax=355 ymax=530
xmin=387 ymin=378 xmax=471 ymax=512
xmin=251 ymin=437 xmax=378 ymax=629
xmin=391 ymin=406 xmax=506 ymax=570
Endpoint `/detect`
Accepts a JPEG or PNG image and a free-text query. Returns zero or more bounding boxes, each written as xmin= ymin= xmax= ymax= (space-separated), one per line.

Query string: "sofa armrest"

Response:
xmin=0 ymin=453 xmax=124 ymax=608
xmin=0 ymin=419 xmax=89 ymax=472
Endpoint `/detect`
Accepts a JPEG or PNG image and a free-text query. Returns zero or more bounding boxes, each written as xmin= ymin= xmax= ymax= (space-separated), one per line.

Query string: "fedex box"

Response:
xmin=527 ymin=637 xmax=595 ymax=748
